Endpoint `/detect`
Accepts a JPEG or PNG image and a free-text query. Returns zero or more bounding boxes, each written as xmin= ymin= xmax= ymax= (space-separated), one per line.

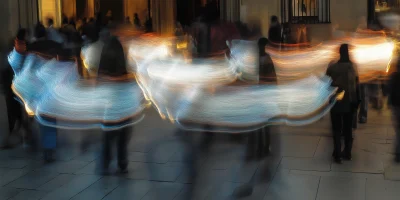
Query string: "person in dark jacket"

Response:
xmin=98 ymin=36 xmax=133 ymax=173
xmin=388 ymin=58 xmax=400 ymax=163
xmin=326 ymin=44 xmax=360 ymax=164
xmin=268 ymin=16 xmax=282 ymax=44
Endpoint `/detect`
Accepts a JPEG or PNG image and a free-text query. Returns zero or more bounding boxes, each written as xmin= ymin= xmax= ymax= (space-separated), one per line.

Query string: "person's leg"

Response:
xmin=40 ymin=124 xmax=57 ymax=162
xmin=117 ymin=126 xmax=132 ymax=172
xmin=342 ymin=111 xmax=354 ymax=160
xmin=262 ymin=126 xmax=271 ymax=156
xmin=359 ymin=84 xmax=368 ymax=123
xmin=393 ymin=107 xmax=400 ymax=162
xmin=330 ymin=111 xmax=342 ymax=163
xmin=246 ymin=130 xmax=257 ymax=160
xmin=102 ymin=130 xmax=115 ymax=171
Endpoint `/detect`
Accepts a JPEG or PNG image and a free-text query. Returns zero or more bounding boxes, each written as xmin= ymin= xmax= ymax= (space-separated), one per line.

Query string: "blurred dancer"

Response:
xmin=2 ymin=29 xmax=28 ymax=147
xmin=388 ymin=58 xmax=400 ymax=163
xmin=98 ymin=37 xmax=133 ymax=173
xmin=326 ymin=44 xmax=360 ymax=164
xmin=268 ymin=16 xmax=282 ymax=44
xmin=246 ymin=38 xmax=277 ymax=160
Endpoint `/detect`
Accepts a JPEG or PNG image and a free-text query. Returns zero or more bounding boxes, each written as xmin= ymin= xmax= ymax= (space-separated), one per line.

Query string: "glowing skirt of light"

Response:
xmin=8 ymin=49 xmax=147 ymax=130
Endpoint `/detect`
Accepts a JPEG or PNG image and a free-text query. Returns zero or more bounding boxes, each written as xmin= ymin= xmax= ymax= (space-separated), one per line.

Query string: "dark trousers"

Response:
xmin=330 ymin=111 xmax=354 ymax=158
xmin=247 ymin=126 xmax=271 ymax=159
xmin=392 ymin=107 xmax=400 ymax=156
xmin=102 ymin=126 xmax=132 ymax=170
xmin=6 ymin=97 xmax=22 ymax=133
xmin=358 ymin=84 xmax=368 ymax=122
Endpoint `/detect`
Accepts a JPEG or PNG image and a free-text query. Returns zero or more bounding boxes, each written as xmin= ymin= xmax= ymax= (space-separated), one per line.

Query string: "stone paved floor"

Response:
xmin=0 ymin=106 xmax=400 ymax=200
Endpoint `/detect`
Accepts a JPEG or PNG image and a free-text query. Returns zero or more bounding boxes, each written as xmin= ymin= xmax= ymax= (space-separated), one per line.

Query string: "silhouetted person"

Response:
xmin=268 ymin=16 xmax=282 ymax=44
xmin=134 ymin=13 xmax=141 ymax=28
xmin=98 ymin=37 xmax=132 ymax=173
xmin=33 ymin=22 xmax=46 ymax=41
xmin=69 ymin=18 xmax=77 ymax=30
xmin=145 ymin=17 xmax=152 ymax=32
xmin=388 ymin=57 xmax=400 ymax=163
xmin=326 ymin=44 xmax=360 ymax=164
xmin=2 ymin=29 xmax=28 ymax=147
xmin=46 ymin=18 xmax=64 ymax=43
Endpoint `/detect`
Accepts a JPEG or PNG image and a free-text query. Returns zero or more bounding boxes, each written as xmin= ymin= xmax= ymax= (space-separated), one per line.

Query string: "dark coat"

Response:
xmin=326 ymin=62 xmax=360 ymax=113
xmin=389 ymin=71 xmax=400 ymax=107
xmin=268 ymin=24 xmax=282 ymax=43
xmin=259 ymin=53 xmax=277 ymax=84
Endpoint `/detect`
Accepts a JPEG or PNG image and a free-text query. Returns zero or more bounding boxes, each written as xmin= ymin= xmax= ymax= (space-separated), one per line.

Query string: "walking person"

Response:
xmin=388 ymin=58 xmax=400 ymax=163
xmin=326 ymin=44 xmax=360 ymax=164
xmin=98 ymin=36 xmax=133 ymax=174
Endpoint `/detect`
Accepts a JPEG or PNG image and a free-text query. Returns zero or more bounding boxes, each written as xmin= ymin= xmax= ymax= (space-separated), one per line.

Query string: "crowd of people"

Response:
xmin=1 ymin=7 xmax=400 ymax=199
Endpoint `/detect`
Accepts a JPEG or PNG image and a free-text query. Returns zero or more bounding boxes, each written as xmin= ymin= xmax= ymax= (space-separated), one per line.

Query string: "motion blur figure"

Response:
xmin=98 ymin=37 xmax=133 ymax=174
xmin=246 ymin=37 xmax=277 ymax=160
xmin=388 ymin=57 xmax=400 ymax=163
xmin=1 ymin=29 xmax=30 ymax=148
xmin=326 ymin=44 xmax=360 ymax=164
xmin=134 ymin=13 xmax=141 ymax=28
xmin=268 ymin=16 xmax=282 ymax=44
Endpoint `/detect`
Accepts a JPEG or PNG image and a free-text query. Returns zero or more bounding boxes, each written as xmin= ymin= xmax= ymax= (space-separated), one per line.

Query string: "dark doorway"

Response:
xmin=176 ymin=0 xmax=221 ymax=26
xmin=76 ymin=0 xmax=86 ymax=19
xmin=176 ymin=0 xmax=203 ymax=26
xmin=99 ymin=0 xmax=124 ymax=22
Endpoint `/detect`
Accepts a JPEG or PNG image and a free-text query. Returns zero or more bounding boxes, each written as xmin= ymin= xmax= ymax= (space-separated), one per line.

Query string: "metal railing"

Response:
xmin=281 ymin=0 xmax=330 ymax=24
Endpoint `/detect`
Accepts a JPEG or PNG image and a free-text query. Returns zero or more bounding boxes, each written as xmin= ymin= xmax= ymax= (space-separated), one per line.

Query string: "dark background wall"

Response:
xmin=99 ymin=0 xmax=124 ymax=21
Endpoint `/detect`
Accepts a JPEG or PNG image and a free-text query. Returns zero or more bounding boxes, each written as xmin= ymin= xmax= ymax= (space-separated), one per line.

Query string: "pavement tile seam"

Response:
xmin=314 ymin=176 xmax=321 ymax=200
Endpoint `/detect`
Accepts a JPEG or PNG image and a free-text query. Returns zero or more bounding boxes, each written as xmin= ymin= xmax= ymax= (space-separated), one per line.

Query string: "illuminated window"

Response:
xmin=281 ymin=0 xmax=330 ymax=24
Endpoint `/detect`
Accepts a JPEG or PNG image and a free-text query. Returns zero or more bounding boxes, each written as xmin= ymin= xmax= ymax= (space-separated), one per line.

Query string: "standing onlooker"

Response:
xmin=388 ymin=58 xmax=400 ymax=163
xmin=326 ymin=44 xmax=360 ymax=164
xmin=134 ymin=13 xmax=141 ymax=28
xmin=268 ymin=16 xmax=282 ymax=44
xmin=46 ymin=18 xmax=64 ymax=44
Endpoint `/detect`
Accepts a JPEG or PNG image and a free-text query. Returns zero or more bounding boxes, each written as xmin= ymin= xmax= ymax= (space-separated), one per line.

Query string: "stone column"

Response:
xmin=61 ymin=0 xmax=76 ymax=19
xmin=86 ymin=0 xmax=95 ymax=18
xmin=221 ymin=0 xmax=240 ymax=22
xmin=124 ymin=0 xmax=147 ymax=26
xmin=151 ymin=0 xmax=176 ymax=35
xmin=38 ymin=0 xmax=62 ymax=26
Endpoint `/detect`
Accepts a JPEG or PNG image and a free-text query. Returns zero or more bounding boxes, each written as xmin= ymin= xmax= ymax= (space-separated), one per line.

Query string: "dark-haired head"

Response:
xmin=258 ymin=37 xmax=269 ymax=56
xmin=35 ymin=22 xmax=46 ymax=39
xmin=69 ymin=18 xmax=76 ymax=25
xmin=271 ymin=16 xmax=279 ymax=23
xmin=47 ymin=18 xmax=54 ymax=27
xmin=16 ymin=29 xmax=27 ymax=41
xmin=98 ymin=37 xmax=127 ymax=77
xmin=62 ymin=17 xmax=69 ymax=25
xmin=338 ymin=44 xmax=351 ymax=63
